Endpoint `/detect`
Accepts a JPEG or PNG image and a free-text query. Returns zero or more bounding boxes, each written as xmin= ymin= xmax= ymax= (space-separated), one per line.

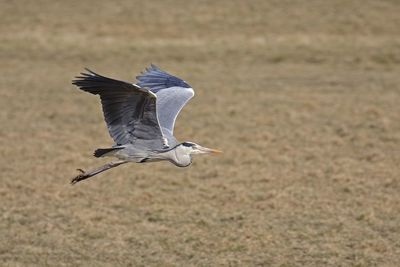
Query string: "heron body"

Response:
xmin=71 ymin=65 xmax=220 ymax=184
xmin=98 ymin=142 xmax=194 ymax=167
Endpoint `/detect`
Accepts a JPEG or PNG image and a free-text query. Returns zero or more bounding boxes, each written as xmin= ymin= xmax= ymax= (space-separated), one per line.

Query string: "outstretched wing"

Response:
xmin=72 ymin=69 xmax=165 ymax=149
xmin=136 ymin=64 xmax=194 ymax=137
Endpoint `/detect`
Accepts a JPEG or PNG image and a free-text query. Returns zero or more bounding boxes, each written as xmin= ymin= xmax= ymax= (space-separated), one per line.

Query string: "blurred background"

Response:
xmin=1 ymin=0 xmax=400 ymax=266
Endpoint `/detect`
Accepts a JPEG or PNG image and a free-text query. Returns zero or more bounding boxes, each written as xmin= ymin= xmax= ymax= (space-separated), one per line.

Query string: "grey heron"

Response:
xmin=71 ymin=64 xmax=221 ymax=184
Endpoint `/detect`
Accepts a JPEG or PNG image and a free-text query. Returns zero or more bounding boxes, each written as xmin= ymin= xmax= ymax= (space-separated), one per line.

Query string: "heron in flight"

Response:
xmin=71 ymin=64 xmax=221 ymax=184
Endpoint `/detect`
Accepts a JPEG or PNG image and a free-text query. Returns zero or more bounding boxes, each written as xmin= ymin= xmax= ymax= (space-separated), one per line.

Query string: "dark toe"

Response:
xmin=71 ymin=171 xmax=87 ymax=185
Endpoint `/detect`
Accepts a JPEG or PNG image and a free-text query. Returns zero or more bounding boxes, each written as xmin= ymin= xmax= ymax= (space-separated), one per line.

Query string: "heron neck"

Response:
xmin=156 ymin=145 xmax=192 ymax=167
xmin=168 ymin=146 xmax=192 ymax=167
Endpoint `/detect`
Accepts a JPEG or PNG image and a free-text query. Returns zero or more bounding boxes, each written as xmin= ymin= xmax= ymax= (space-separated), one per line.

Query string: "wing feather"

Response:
xmin=136 ymin=65 xmax=194 ymax=136
xmin=72 ymin=69 xmax=164 ymax=149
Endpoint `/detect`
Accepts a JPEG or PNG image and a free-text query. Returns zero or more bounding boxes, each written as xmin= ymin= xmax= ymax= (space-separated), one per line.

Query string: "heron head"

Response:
xmin=180 ymin=142 xmax=222 ymax=155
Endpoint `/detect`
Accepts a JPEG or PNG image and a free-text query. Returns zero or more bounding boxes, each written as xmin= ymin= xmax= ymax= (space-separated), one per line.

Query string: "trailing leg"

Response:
xmin=71 ymin=160 xmax=128 ymax=184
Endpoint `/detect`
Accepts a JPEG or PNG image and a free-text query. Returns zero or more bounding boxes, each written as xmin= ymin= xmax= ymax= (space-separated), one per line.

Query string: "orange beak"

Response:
xmin=197 ymin=146 xmax=222 ymax=154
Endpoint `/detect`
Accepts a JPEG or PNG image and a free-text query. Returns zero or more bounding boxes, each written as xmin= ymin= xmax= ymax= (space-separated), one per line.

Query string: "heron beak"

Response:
xmin=197 ymin=146 xmax=222 ymax=154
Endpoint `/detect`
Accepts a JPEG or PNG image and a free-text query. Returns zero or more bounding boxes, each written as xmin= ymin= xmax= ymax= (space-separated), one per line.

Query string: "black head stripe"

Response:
xmin=182 ymin=142 xmax=195 ymax=147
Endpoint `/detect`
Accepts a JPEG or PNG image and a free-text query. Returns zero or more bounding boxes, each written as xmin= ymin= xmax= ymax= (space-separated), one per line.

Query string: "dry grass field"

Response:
xmin=1 ymin=0 xmax=400 ymax=266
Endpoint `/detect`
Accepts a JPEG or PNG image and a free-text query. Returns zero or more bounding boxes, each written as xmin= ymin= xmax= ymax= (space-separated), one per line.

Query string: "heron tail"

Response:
xmin=93 ymin=147 xmax=124 ymax=158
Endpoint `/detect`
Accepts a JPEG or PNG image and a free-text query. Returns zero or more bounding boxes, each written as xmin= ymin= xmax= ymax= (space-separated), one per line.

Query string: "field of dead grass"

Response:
xmin=1 ymin=0 xmax=400 ymax=266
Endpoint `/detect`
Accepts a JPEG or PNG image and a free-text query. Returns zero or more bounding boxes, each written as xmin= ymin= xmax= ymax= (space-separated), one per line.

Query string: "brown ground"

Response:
xmin=1 ymin=0 xmax=400 ymax=266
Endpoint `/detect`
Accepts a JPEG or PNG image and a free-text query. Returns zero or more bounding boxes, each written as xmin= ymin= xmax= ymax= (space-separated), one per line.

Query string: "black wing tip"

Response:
xmin=142 ymin=63 xmax=162 ymax=74
xmin=72 ymin=68 xmax=147 ymax=95
xmin=137 ymin=64 xmax=167 ymax=80
xmin=149 ymin=63 xmax=161 ymax=70
xmin=71 ymin=68 xmax=113 ymax=87
xmin=83 ymin=68 xmax=100 ymax=76
xmin=80 ymin=68 xmax=98 ymax=77
xmin=71 ymin=68 xmax=95 ymax=84
xmin=136 ymin=64 xmax=191 ymax=90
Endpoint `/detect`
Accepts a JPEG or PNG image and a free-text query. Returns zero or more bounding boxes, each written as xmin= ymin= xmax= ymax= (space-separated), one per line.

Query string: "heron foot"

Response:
xmin=71 ymin=169 xmax=89 ymax=185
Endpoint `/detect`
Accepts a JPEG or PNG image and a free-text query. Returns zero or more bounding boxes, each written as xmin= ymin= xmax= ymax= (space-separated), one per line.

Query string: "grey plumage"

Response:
xmin=71 ymin=64 xmax=220 ymax=184
xmin=136 ymin=64 xmax=191 ymax=92
xmin=72 ymin=69 xmax=164 ymax=149
xmin=137 ymin=64 xmax=195 ymax=138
